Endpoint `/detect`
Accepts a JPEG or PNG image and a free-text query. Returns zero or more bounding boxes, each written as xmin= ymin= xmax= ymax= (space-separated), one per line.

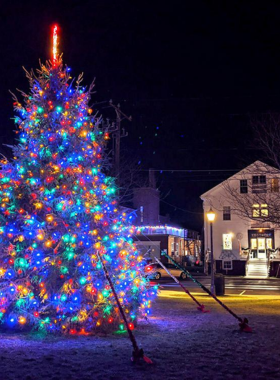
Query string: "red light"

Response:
xmin=129 ymin=323 xmax=134 ymax=330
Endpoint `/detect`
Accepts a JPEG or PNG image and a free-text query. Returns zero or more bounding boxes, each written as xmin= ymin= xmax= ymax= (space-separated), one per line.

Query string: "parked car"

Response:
xmin=144 ymin=262 xmax=187 ymax=280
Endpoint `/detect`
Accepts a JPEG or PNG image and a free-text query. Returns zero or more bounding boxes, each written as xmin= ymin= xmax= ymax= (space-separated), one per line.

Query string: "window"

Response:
xmin=223 ymin=234 xmax=232 ymax=250
xmin=271 ymin=178 xmax=279 ymax=193
xmin=222 ymin=260 xmax=233 ymax=270
xmin=252 ymin=204 xmax=260 ymax=217
xmin=261 ymin=204 xmax=268 ymax=217
xmin=252 ymin=175 xmax=267 ymax=193
xmin=260 ymin=175 xmax=266 ymax=184
xmin=166 ymin=264 xmax=175 ymax=269
xmin=240 ymin=179 xmax=248 ymax=193
xmin=266 ymin=238 xmax=272 ymax=249
xmin=223 ymin=206 xmax=231 ymax=220
xmin=252 ymin=176 xmax=259 ymax=184
xmin=252 ymin=204 xmax=268 ymax=218
xmin=251 ymin=238 xmax=257 ymax=249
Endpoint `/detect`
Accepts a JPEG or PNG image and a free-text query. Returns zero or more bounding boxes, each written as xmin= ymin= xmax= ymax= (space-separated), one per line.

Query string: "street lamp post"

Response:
xmin=206 ymin=207 xmax=216 ymax=295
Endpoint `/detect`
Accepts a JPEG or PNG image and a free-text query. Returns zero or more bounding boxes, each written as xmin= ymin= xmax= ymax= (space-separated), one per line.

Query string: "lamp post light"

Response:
xmin=206 ymin=207 xmax=216 ymax=295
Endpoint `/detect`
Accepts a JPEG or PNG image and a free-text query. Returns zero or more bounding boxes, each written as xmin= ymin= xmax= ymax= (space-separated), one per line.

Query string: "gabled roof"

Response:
xmin=200 ymin=160 xmax=280 ymax=199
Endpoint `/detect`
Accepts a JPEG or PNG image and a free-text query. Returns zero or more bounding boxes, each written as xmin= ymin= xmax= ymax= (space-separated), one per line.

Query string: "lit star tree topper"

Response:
xmin=52 ymin=25 xmax=58 ymax=65
xmin=0 ymin=26 xmax=157 ymax=333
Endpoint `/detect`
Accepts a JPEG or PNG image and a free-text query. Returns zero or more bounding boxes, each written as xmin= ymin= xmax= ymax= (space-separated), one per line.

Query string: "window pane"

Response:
xmin=223 ymin=260 xmax=232 ymax=270
xmin=260 ymin=175 xmax=266 ymax=184
xmin=261 ymin=209 xmax=268 ymax=217
xmin=267 ymin=238 xmax=272 ymax=249
xmin=258 ymin=238 xmax=265 ymax=249
xmin=253 ymin=209 xmax=260 ymax=217
xmin=252 ymin=176 xmax=259 ymax=184
xmin=251 ymin=239 xmax=257 ymax=249
xmin=223 ymin=206 xmax=231 ymax=220
xmin=240 ymin=179 xmax=248 ymax=193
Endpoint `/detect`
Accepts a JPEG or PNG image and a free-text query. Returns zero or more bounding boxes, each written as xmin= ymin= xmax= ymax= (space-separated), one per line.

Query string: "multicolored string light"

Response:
xmin=0 ymin=28 xmax=157 ymax=334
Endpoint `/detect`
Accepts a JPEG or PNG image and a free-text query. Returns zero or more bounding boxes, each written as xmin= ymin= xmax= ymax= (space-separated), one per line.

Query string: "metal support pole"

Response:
xmin=210 ymin=222 xmax=215 ymax=295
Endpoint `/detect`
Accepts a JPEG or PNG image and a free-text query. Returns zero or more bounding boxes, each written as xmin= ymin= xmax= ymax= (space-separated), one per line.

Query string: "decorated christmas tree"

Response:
xmin=0 ymin=26 xmax=157 ymax=334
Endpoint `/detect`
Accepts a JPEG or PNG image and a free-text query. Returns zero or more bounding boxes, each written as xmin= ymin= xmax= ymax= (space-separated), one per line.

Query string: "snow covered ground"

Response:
xmin=0 ymin=290 xmax=280 ymax=380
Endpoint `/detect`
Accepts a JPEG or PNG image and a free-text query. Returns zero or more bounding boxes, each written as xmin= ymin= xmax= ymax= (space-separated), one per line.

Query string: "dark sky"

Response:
xmin=1 ymin=1 xmax=280 ymax=231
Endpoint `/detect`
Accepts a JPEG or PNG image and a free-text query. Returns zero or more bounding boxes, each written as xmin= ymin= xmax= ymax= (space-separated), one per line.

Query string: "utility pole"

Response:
xmin=109 ymin=100 xmax=132 ymax=185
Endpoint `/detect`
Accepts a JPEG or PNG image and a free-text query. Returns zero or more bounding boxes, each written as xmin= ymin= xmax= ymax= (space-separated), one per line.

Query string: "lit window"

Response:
xmin=251 ymin=238 xmax=257 ymax=249
xmin=223 ymin=206 xmax=231 ymax=220
xmin=271 ymin=178 xmax=279 ymax=192
xmin=222 ymin=260 xmax=233 ymax=270
xmin=252 ymin=204 xmax=268 ymax=217
xmin=252 ymin=204 xmax=260 ymax=217
xmin=223 ymin=234 xmax=232 ymax=250
xmin=261 ymin=204 xmax=268 ymax=217
xmin=240 ymin=179 xmax=248 ymax=193
xmin=266 ymin=238 xmax=272 ymax=249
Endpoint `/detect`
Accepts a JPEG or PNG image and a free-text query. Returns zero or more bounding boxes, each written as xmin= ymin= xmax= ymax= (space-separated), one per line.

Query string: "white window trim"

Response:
xmin=222 ymin=260 xmax=233 ymax=270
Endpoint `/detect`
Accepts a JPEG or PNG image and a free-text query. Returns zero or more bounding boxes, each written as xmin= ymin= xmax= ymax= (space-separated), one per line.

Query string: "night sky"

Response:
xmin=1 ymin=1 xmax=280 ymax=231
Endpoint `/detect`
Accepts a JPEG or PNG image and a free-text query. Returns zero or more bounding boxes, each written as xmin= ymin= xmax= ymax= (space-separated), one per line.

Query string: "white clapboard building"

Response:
xmin=200 ymin=161 xmax=280 ymax=278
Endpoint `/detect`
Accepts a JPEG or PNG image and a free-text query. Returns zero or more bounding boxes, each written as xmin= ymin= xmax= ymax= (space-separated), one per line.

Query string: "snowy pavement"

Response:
xmin=0 ymin=290 xmax=280 ymax=380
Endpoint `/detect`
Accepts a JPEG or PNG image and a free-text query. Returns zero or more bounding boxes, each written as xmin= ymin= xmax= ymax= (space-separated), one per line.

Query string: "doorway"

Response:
xmin=250 ymin=237 xmax=272 ymax=259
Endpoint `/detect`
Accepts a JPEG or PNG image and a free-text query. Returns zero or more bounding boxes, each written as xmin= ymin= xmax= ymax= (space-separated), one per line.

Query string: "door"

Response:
xmin=250 ymin=238 xmax=267 ymax=259
xmin=250 ymin=238 xmax=257 ymax=258
xmin=257 ymin=238 xmax=266 ymax=259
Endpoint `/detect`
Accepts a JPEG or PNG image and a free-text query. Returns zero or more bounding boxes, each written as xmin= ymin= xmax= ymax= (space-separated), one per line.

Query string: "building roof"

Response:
xmin=200 ymin=160 xmax=280 ymax=199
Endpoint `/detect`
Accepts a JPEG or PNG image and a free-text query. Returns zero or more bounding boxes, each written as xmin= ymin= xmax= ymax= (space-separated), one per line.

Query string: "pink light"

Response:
xmin=53 ymin=25 xmax=58 ymax=64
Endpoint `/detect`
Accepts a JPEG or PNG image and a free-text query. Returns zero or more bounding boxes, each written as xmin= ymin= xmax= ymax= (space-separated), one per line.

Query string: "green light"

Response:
xmin=61 ymin=294 xmax=67 ymax=302
xmin=62 ymin=234 xmax=70 ymax=242
xmin=37 ymin=107 xmax=44 ymax=113
xmin=57 ymin=203 xmax=64 ymax=211
xmin=79 ymin=277 xmax=87 ymax=285
xmin=67 ymin=252 xmax=74 ymax=260
xmin=60 ymin=266 xmax=68 ymax=274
